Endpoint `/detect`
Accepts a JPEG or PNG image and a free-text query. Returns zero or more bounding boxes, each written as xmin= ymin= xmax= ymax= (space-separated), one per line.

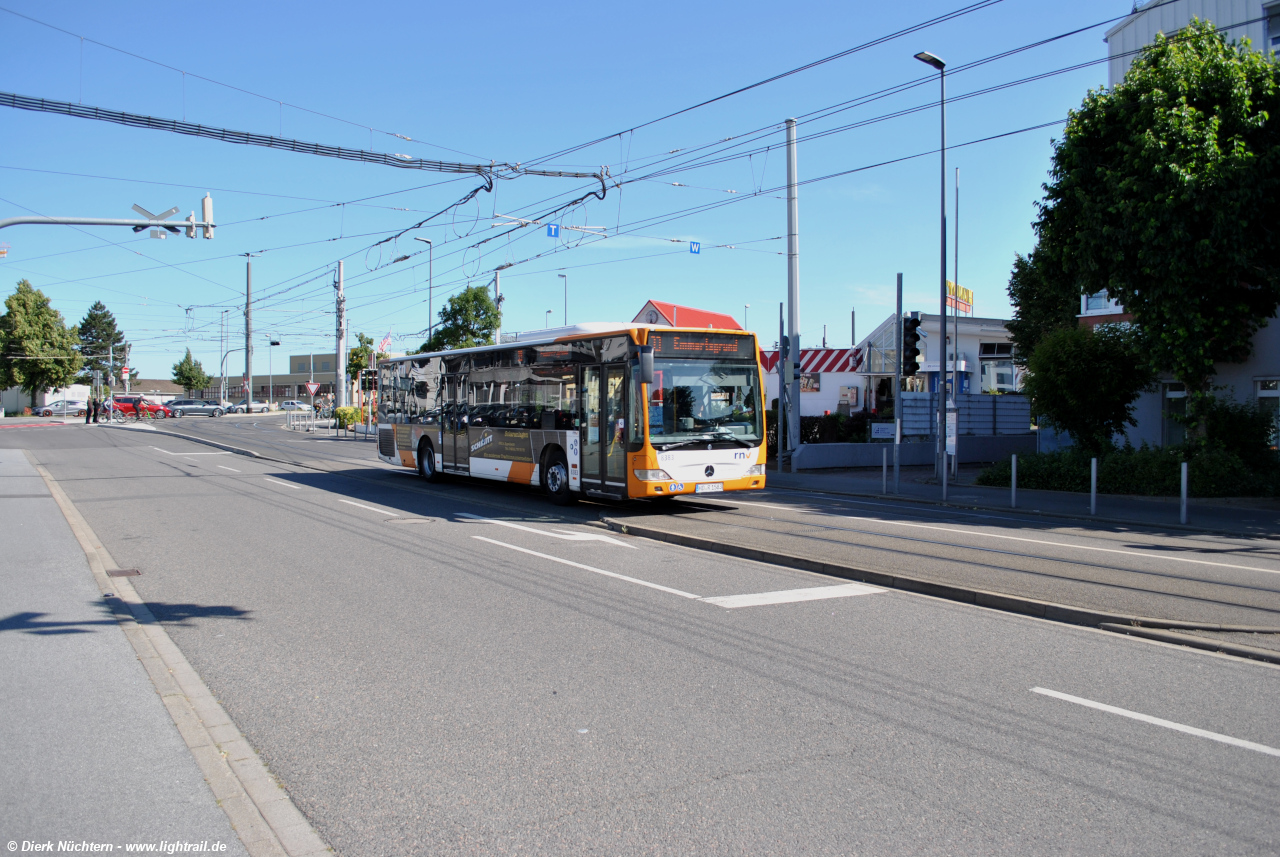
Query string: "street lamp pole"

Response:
xmin=915 ymin=49 xmax=948 ymax=501
xmin=546 ymin=310 xmax=552 ymax=328
xmin=744 ymin=303 xmax=750 ymax=330
xmin=558 ymin=274 xmax=567 ymax=326
xmin=414 ymin=237 xmax=433 ymax=343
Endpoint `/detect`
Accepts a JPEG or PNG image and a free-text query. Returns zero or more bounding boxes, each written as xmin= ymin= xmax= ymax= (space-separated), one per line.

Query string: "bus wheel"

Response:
xmin=417 ymin=438 xmax=440 ymax=483
xmin=543 ymin=449 xmax=575 ymax=505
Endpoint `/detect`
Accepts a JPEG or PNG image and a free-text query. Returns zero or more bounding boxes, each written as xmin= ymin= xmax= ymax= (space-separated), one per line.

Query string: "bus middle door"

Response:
xmin=581 ymin=364 xmax=627 ymax=495
xmin=442 ymin=373 xmax=469 ymax=472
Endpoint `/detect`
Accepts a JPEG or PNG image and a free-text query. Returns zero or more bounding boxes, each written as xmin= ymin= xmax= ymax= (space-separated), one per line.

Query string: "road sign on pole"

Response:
xmin=546 ymin=224 xmax=560 ymax=238
xmin=689 ymin=241 xmax=700 ymax=254
xmin=305 ymin=382 xmax=320 ymax=397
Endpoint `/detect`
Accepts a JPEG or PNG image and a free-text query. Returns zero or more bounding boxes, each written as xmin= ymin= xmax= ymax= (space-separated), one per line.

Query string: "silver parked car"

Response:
xmin=39 ymin=400 xmax=88 ymax=417
xmin=280 ymin=400 xmax=310 ymax=411
xmin=166 ymin=399 xmax=226 ymax=417
xmin=230 ymin=399 xmax=271 ymax=414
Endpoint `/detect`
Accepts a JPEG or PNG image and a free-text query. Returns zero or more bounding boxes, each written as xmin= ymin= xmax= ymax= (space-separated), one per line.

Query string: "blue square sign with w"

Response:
xmin=547 ymin=224 xmax=560 ymax=238
xmin=689 ymin=241 xmax=700 ymax=255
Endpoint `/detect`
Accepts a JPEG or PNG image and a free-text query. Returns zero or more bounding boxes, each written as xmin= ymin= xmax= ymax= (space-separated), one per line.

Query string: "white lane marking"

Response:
xmin=473 ymin=536 xmax=699 ymax=599
xmin=704 ymin=582 xmax=885 ymax=609
xmin=264 ymin=478 xmax=302 ymax=490
xmin=457 ymin=512 xmax=636 ymax=548
xmin=339 ymin=498 xmax=398 ymax=516
xmin=702 ymin=496 xmax=1278 ymax=575
xmin=151 ymin=446 xmax=230 ymax=456
xmin=217 ymin=465 xmax=241 ymax=472
xmin=1032 ymin=687 xmax=1280 ymax=758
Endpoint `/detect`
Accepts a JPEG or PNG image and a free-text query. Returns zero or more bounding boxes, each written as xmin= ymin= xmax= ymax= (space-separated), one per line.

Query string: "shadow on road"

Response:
xmin=0 ymin=601 xmax=253 ymax=635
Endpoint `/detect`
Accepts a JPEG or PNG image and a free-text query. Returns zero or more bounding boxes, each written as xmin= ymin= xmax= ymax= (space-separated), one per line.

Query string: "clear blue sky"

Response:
xmin=0 ymin=0 xmax=1136 ymax=379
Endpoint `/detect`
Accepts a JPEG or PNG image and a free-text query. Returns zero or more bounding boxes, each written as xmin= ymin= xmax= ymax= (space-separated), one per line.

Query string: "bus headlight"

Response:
xmin=744 ymin=464 xmax=766 ymax=476
xmin=634 ymin=469 xmax=672 ymax=481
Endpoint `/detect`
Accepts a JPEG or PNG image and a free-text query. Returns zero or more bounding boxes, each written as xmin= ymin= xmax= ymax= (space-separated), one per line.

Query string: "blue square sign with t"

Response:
xmin=689 ymin=241 xmax=700 ymax=254
xmin=547 ymin=224 xmax=560 ymax=238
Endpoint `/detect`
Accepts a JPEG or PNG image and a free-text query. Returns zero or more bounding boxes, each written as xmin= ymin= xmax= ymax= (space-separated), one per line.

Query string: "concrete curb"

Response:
xmin=1099 ymin=623 xmax=1280 ymax=666
xmin=29 ymin=452 xmax=332 ymax=857
xmin=597 ymin=516 xmax=1280 ymax=665
xmin=765 ymin=479 xmax=1279 ymax=540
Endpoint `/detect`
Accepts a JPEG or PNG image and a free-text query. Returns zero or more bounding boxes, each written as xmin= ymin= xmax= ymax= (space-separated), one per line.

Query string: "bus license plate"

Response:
xmin=695 ymin=483 xmax=724 ymax=493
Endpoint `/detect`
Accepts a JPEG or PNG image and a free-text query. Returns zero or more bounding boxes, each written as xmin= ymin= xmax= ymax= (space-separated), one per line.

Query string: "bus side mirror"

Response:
xmin=637 ymin=346 xmax=654 ymax=385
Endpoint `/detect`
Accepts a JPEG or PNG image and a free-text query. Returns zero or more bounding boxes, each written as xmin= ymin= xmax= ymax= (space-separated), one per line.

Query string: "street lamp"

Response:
xmin=915 ymin=49 xmax=949 ymax=501
xmin=414 ymin=237 xmax=433 ymax=342
xmin=558 ymin=274 xmax=567 ymax=325
xmin=268 ymin=338 xmax=280 ymax=408
xmin=545 ymin=310 xmax=553 ymax=328
xmin=744 ymin=303 xmax=750 ymax=330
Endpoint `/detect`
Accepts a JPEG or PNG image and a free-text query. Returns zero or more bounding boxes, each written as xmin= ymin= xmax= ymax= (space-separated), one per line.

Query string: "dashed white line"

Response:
xmin=264 ymin=478 xmax=301 ymax=490
xmin=704 ymin=582 xmax=884 ymax=609
xmin=473 ymin=536 xmax=700 ymax=599
xmin=217 ymin=465 xmax=241 ymax=473
xmin=339 ymin=498 xmax=397 ymax=516
xmin=1032 ymin=687 xmax=1280 ymax=758
xmin=457 ymin=512 xmax=635 ymax=548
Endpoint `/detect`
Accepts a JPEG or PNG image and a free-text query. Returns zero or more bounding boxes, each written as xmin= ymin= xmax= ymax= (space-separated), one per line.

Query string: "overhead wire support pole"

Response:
xmin=336 ymin=261 xmax=346 ymax=409
xmin=914 ymin=49 xmax=947 ymax=502
xmin=245 ymin=256 xmax=253 ymax=410
xmin=785 ymin=118 xmax=801 ymax=459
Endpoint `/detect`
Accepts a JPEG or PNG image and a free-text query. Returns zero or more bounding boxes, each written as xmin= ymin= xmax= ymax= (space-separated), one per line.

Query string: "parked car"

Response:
xmin=280 ymin=400 xmax=310 ymax=411
xmin=39 ymin=400 xmax=88 ymax=417
xmin=230 ymin=399 xmax=271 ymax=414
xmin=165 ymin=398 xmax=226 ymax=417
xmin=108 ymin=394 xmax=172 ymax=418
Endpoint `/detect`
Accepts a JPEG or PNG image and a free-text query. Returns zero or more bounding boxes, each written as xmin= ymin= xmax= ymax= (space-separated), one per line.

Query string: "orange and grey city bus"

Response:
xmin=375 ymin=323 xmax=767 ymax=503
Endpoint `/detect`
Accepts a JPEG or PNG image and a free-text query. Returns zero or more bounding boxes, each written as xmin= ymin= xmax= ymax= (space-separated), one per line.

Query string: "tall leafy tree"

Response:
xmin=1004 ymin=251 xmax=1080 ymax=367
xmin=347 ymin=333 xmax=388 ymax=375
xmin=1021 ymin=324 xmax=1155 ymax=453
xmin=0 ymin=280 xmax=84 ymax=407
xmin=1034 ymin=20 xmax=1280 ymax=422
xmin=76 ymin=300 xmax=128 ymax=384
xmin=417 ymin=285 xmax=500 ymax=352
xmin=172 ymin=348 xmax=211 ymax=395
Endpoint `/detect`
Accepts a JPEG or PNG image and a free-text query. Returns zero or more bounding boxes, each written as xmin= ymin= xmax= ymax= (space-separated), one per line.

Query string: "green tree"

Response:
xmin=171 ymin=348 xmax=211 ymax=395
xmin=1021 ymin=324 xmax=1155 ymax=453
xmin=346 ymin=333 xmax=389 ymax=376
xmin=0 ymin=280 xmax=84 ymax=408
xmin=417 ymin=285 xmax=500 ymax=352
xmin=1034 ymin=20 xmax=1280 ymax=425
xmin=1004 ymin=251 xmax=1080 ymax=367
xmin=75 ymin=300 xmax=128 ymax=384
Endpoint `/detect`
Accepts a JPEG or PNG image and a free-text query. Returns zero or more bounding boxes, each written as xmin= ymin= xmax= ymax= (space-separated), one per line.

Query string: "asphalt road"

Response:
xmin=6 ymin=421 xmax=1280 ymax=856
xmin=152 ymin=414 xmax=1280 ymax=632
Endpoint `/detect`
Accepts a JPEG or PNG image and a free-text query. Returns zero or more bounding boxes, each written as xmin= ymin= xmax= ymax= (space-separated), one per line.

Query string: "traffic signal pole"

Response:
xmin=785 ymin=118 xmax=802 ymax=457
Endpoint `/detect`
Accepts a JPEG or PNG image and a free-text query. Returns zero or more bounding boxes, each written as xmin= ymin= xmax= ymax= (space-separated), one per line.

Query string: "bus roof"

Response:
xmin=378 ymin=323 xmax=756 ymax=364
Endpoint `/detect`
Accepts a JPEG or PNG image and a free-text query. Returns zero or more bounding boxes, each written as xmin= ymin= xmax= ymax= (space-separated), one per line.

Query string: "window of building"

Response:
xmin=978 ymin=342 xmax=1012 ymax=357
xmin=1259 ymin=379 xmax=1279 ymax=448
xmin=1081 ymin=290 xmax=1124 ymax=315
xmin=1268 ymin=3 xmax=1280 ymax=51
xmin=1163 ymin=383 xmax=1187 ymax=446
xmin=296 ymin=362 xmax=305 ymax=372
xmin=321 ymin=361 xmax=331 ymax=372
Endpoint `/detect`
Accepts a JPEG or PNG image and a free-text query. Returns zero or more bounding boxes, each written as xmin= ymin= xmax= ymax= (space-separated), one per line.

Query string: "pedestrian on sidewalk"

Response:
xmin=86 ymin=398 xmax=94 ymax=425
xmin=92 ymin=397 xmax=101 ymax=424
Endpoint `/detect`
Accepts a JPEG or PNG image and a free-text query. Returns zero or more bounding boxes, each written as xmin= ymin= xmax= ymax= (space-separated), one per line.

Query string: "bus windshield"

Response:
xmin=648 ymin=359 xmax=762 ymax=446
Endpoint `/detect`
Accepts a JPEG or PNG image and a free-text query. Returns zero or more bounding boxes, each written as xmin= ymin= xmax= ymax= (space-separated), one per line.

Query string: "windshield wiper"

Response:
xmin=658 ymin=432 xmax=754 ymax=450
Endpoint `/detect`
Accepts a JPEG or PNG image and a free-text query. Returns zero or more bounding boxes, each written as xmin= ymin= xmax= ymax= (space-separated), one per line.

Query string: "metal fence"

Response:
xmin=900 ymin=392 xmax=1031 ymax=436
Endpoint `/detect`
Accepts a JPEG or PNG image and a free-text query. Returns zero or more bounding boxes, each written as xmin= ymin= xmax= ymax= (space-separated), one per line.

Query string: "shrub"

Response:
xmin=334 ymin=406 xmax=360 ymax=429
xmin=975 ymin=443 xmax=1280 ymax=497
xmin=766 ymin=409 xmax=869 ymax=451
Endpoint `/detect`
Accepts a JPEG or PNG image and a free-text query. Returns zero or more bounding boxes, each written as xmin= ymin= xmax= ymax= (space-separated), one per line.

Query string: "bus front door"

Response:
xmin=442 ymin=374 xmax=469 ymax=472
xmin=581 ymin=365 xmax=627 ymax=495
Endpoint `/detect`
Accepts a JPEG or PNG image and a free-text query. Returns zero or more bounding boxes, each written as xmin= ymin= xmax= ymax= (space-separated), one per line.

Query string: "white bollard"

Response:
xmin=882 ymin=447 xmax=888 ymax=494
xmin=1011 ymin=454 xmax=1017 ymax=509
xmin=1180 ymin=461 xmax=1188 ymax=525
xmin=1090 ymin=457 xmax=1097 ymax=515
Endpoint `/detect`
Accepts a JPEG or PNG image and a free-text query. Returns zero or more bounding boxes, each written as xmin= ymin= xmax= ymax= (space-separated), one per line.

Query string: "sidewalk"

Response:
xmin=0 ymin=448 xmax=248 ymax=852
xmin=767 ymin=464 xmax=1280 ymax=538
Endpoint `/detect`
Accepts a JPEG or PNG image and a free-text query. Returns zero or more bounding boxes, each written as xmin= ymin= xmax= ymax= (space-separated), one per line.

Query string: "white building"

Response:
xmin=1106 ymin=0 xmax=1280 ymax=86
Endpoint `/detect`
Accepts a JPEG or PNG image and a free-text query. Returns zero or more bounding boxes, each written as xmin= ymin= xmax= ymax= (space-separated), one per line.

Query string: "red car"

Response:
xmin=107 ymin=394 xmax=172 ymax=419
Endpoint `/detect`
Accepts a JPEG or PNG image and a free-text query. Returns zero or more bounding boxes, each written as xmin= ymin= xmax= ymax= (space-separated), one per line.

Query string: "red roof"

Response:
xmin=759 ymin=348 xmax=863 ymax=373
xmin=633 ymin=301 xmax=742 ymax=330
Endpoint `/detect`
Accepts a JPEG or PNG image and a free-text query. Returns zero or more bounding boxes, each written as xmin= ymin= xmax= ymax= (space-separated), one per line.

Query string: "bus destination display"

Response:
xmin=649 ymin=331 xmax=754 ymax=359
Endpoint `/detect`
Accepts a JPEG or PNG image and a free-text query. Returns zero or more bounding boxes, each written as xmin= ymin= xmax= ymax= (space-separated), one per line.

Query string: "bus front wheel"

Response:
xmin=543 ymin=449 xmax=575 ymax=506
xmin=418 ymin=438 xmax=440 ymax=483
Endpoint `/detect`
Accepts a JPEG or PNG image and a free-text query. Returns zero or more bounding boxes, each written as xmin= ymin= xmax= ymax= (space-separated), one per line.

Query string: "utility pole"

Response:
xmin=851 ymin=308 xmax=855 ymax=351
xmin=894 ymin=274 xmax=903 ymax=494
xmin=219 ymin=311 xmax=225 ymax=402
xmin=335 ymin=261 xmax=346 ymax=408
xmin=558 ymin=274 xmax=568 ymax=326
xmin=494 ymin=263 xmax=512 ymax=343
xmin=244 ymin=256 xmax=253 ymax=405
xmin=952 ymin=166 xmax=961 ymax=478
xmin=785 ymin=117 xmax=801 ymax=456
xmin=414 ymin=237 xmax=433 ymax=344
xmin=777 ymin=302 xmax=787 ymax=467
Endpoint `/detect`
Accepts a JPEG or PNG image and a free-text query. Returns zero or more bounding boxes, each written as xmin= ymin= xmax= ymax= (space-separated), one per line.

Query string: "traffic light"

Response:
xmin=902 ymin=316 xmax=922 ymax=376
